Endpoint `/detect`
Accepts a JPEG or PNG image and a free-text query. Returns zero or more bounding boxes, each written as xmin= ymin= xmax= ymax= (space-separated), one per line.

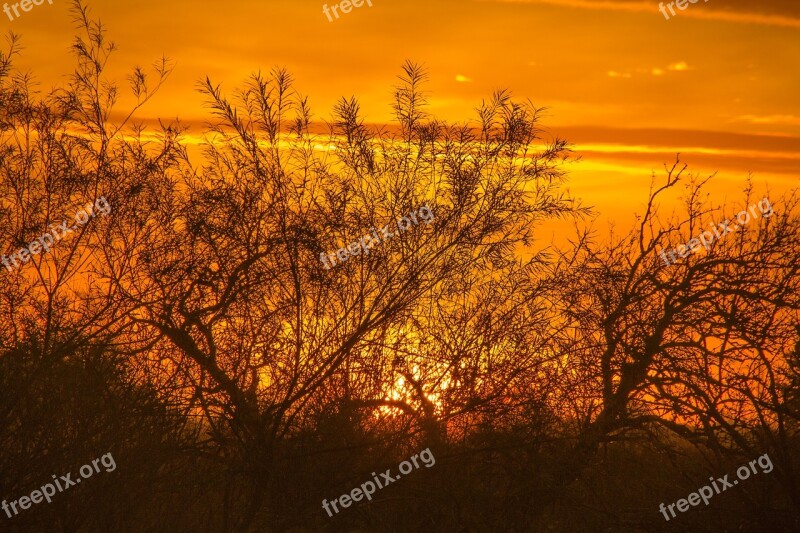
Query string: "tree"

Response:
xmin=543 ymin=160 xmax=800 ymax=527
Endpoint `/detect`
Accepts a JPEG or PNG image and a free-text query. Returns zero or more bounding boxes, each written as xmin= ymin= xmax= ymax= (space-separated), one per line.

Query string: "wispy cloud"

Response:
xmin=731 ymin=114 xmax=800 ymax=126
xmin=607 ymin=62 xmax=689 ymax=78
xmin=668 ymin=61 xmax=690 ymax=71
xmin=481 ymin=0 xmax=800 ymax=28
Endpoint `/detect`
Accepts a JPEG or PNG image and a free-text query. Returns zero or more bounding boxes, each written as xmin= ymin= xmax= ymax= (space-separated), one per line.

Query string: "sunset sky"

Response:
xmin=6 ymin=0 xmax=799 ymax=221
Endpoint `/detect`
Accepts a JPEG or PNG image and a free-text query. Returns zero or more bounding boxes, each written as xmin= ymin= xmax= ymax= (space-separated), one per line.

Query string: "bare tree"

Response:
xmin=543 ymin=160 xmax=800 ymax=525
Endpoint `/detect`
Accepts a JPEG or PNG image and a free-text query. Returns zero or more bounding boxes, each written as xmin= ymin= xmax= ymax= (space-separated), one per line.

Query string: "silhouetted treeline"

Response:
xmin=0 ymin=2 xmax=799 ymax=531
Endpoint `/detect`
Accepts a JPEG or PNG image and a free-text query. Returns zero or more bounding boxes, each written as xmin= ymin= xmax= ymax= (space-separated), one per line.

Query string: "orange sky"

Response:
xmin=5 ymin=0 xmax=799 ymax=223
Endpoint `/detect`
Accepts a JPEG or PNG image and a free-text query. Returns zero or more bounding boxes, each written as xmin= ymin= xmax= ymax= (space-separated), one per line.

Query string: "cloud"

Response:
xmin=731 ymin=114 xmax=800 ymax=126
xmin=715 ymin=0 xmax=800 ymax=19
xmin=482 ymin=0 xmax=800 ymax=28
xmin=609 ymin=63 xmax=686 ymax=78
xmin=668 ymin=61 xmax=690 ymax=71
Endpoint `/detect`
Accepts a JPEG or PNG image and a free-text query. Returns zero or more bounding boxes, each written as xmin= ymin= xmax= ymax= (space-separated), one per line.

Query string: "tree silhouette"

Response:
xmin=0 ymin=3 xmax=798 ymax=531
